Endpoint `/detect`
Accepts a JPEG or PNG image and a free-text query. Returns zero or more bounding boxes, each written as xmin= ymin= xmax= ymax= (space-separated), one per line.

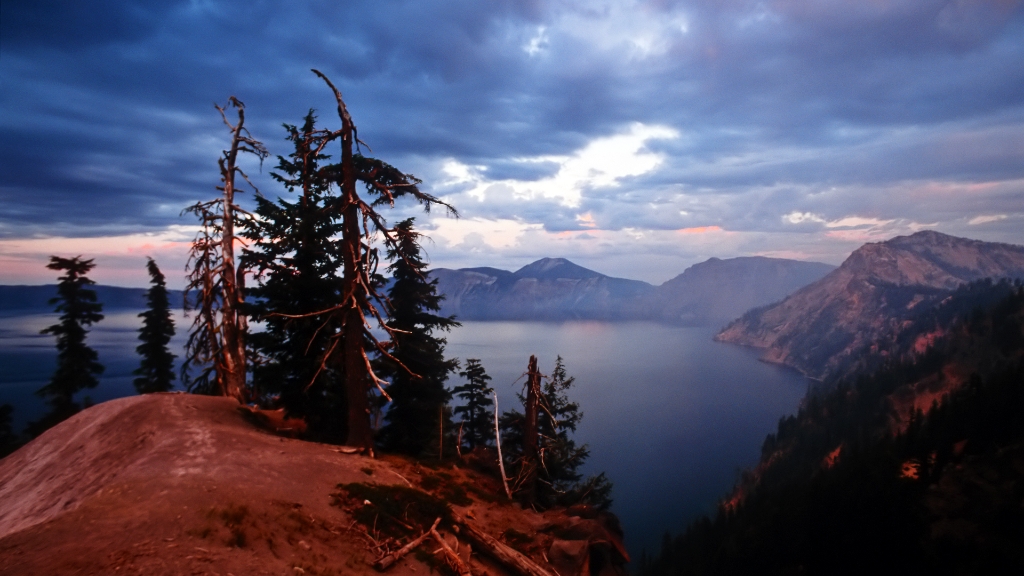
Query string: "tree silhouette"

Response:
xmin=376 ymin=218 xmax=460 ymax=456
xmin=30 ymin=256 xmax=104 ymax=435
xmin=242 ymin=110 xmax=348 ymax=439
xmin=501 ymin=356 xmax=612 ymax=509
xmin=182 ymin=97 xmax=267 ymax=401
xmin=453 ymin=358 xmax=494 ymax=450
xmin=286 ymin=70 xmax=456 ymax=452
xmin=133 ymin=257 xmax=176 ymax=393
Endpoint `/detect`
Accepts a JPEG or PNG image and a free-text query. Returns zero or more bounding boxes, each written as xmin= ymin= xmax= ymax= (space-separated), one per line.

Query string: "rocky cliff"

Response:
xmin=716 ymin=231 xmax=1024 ymax=379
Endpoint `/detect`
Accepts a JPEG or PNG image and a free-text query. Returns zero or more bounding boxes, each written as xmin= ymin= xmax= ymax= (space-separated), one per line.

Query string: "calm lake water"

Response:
xmin=0 ymin=311 xmax=808 ymax=560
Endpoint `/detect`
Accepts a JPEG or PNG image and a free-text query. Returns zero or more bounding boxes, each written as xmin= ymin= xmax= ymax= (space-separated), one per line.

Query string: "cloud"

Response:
xmin=0 ymin=225 xmax=198 ymax=287
xmin=439 ymin=123 xmax=679 ymax=206
xmin=0 ymin=0 xmax=1022 ymax=284
xmin=427 ymin=217 xmax=543 ymax=250
xmin=968 ymin=214 xmax=1009 ymax=225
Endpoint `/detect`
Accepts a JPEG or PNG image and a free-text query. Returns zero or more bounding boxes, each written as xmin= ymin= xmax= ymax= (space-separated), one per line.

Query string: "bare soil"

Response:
xmin=0 ymin=393 xmax=623 ymax=576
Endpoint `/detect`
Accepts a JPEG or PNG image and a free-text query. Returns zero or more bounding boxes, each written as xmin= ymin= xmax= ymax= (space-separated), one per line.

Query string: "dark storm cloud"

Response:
xmin=1 ymin=0 xmax=1023 ymax=265
xmin=0 ymin=0 xmax=188 ymax=50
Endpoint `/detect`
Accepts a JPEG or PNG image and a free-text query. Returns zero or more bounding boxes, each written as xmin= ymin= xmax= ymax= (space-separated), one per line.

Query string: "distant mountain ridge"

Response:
xmin=651 ymin=257 xmax=835 ymax=324
xmin=1 ymin=256 xmax=835 ymax=325
xmin=0 ymin=285 xmax=186 ymax=312
xmin=430 ymin=257 xmax=654 ymax=321
xmin=716 ymin=231 xmax=1024 ymax=379
xmin=431 ymin=256 xmax=835 ymax=324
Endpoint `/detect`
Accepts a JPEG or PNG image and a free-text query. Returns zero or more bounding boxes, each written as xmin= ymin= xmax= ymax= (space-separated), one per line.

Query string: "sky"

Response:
xmin=1 ymin=0 xmax=1023 ymax=288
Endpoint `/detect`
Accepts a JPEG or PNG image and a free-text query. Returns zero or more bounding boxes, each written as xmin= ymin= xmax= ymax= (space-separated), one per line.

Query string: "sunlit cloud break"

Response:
xmin=441 ymin=123 xmax=679 ymax=207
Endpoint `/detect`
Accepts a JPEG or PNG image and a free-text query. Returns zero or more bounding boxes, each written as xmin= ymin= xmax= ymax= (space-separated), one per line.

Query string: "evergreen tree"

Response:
xmin=30 ymin=256 xmax=104 ymax=435
xmin=453 ymin=358 xmax=494 ymax=450
xmin=252 ymin=70 xmax=456 ymax=453
xmin=241 ymin=110 xmax=348 ymax=440
xmin=501 ymin=356 xmax=613 ymax=509
xmin=133 ymin=258 xmax=176 ymax=393
xmin=376 ymin=218 xmax=460 ymax=456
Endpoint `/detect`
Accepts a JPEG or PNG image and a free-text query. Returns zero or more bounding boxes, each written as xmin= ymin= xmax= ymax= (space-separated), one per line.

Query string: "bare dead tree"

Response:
xmin=182 ymin=97 xmax=267 ymax=402
xmin=521 ymin=354 xmax=542 ymax=504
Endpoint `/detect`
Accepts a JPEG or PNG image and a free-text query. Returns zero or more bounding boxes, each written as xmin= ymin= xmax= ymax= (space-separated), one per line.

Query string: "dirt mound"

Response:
xmin=0 ymin=393 xmax=626 ymax=576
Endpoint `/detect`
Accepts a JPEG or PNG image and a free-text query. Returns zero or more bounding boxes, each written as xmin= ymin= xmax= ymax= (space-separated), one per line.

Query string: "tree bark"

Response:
xmin=430 ymin=526 xmax=472 ymax=576
xmin=522 ymin=354 xmax=541 ymax=504
xmin=339 ymin=103 xmax=374 ymax=452
xmin=219 ymin=106 xmax=246 ymax=403
xmin=373 ymin=518 xmax=440 ymax=571
xmin=449 ymin=510 xmax=553 ymax=576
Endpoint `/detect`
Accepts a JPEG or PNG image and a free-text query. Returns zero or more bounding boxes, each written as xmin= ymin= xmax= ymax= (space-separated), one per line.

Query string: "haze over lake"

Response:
xmin=0 ymin=311 xmax=807 ymax=559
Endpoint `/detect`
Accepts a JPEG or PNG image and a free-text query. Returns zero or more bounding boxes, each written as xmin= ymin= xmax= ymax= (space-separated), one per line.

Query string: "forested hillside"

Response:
xmin=643 ymin=279 xmax=1024 ymax=574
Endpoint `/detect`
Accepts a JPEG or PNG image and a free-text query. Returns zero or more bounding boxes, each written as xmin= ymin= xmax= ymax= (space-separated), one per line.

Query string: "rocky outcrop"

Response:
xmin=716 ymin=231 xmax=1024 ymax=379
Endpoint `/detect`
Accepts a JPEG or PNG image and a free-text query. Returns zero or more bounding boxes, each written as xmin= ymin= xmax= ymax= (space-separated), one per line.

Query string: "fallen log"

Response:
xmin=431 ymin=526 xmax=472 ymax=576
xmin=449 ymin=510 xmax=553 ymax=576
xmin=373 ymin=518 xmax=441 ymax=571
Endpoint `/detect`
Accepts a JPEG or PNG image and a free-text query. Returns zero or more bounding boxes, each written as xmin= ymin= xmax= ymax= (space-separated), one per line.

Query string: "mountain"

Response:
xmin=716 ymin=231 xmax=1024 ymax=379
xmin=431 ymin=257 xmax=656 ymax=320
xmin=0 ymin=285 xmax=186 ymax=312
xmin=432 ymin=256 xmax=834 ymax=323
xmin=650 ymin=257 xmax=835 ymax=325
xmin=1 ymin=255 xmax=834 ymax=324
xmin=0 ymin=394 xmax=627 ymax=576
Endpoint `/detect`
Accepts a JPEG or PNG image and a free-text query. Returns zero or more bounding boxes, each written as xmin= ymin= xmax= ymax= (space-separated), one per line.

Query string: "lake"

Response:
xmin=0 ymin=311 xmax=808 ymax=560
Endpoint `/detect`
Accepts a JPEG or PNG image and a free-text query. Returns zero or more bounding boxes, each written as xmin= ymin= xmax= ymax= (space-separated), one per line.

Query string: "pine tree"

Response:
xmin=133 ymin=258 xmax=176 ymax=393
xmin=30 ymin=256 xmax=104 ymax=435
xmin=453 ymin=358 xmax=494 ymax=450
xmin=376 ymin=218 xmax=460 ymax=456
xmin=241 ymin=110 xmax=348 ymax=440
xmin=501 ymin=356 xmax=613 ymax=509
xmin=277 ymin=70 xmax=455 ymax=453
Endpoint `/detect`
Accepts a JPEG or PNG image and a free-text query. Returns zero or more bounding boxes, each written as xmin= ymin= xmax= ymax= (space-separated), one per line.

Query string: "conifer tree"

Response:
xmin=134 ymin=258 xmax=176 ymax=393
xmin=282 ymin=70 xmax=456 ymax=452
xmin=453 ymin=358 xmax=494 ymax=450
xmin=242 ymin=111 xmax=348 ymax=439
xmin=501 ymin=356 xmax=613 ymax=509
xmin=376 ymin=218 xmax=460 ymax=456
xmin=30 ymin=256 xmax=104 ymax=435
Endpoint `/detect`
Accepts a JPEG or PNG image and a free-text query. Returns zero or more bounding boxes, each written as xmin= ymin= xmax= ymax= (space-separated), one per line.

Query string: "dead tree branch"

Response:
xmin=449 ymin=511 xmax=553 ymax=576
xmin=373 ymin=517 xmax=441 ymax=571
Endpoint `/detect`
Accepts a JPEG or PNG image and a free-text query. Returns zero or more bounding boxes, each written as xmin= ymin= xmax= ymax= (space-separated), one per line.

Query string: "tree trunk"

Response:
xmin=219 ymin=107 xmax=247 ymax=404
xmin=450 ymin=510 xmax=553 ymax=576
xmin=340 ymin=111 xmax=373 ymax=452
xmin=522 ymin=354 xmax=541 ymax=504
